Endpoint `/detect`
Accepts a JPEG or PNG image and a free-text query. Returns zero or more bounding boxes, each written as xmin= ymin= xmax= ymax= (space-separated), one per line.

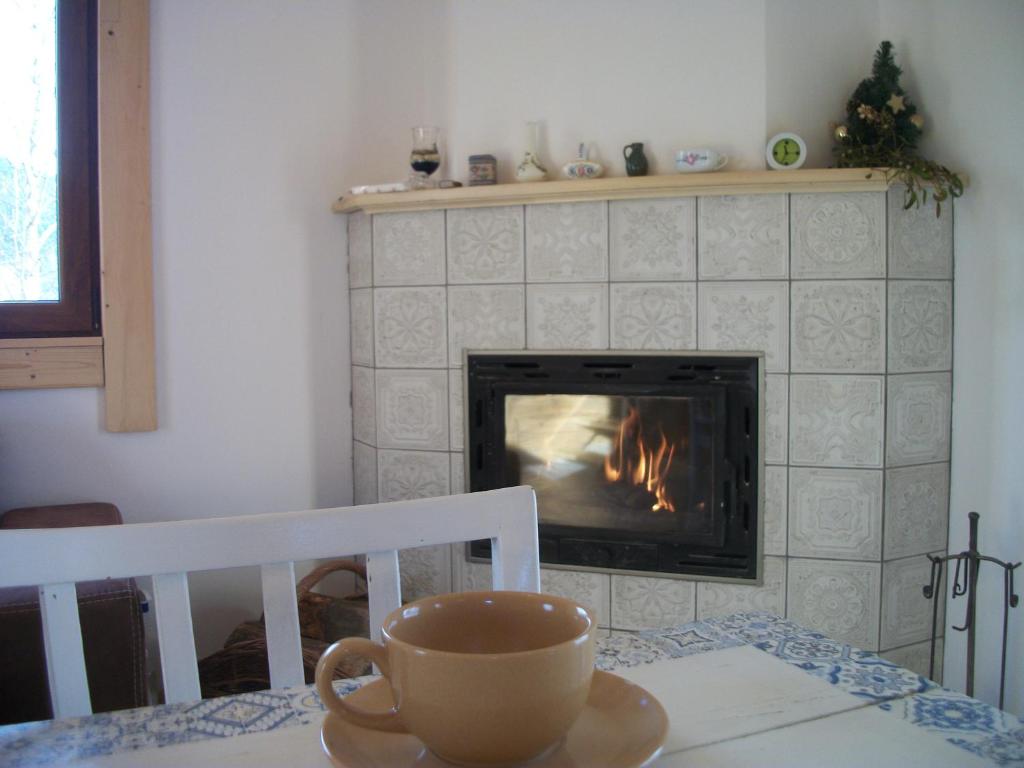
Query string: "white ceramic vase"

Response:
xmin=515 ymin=121 xmax=548 ymax=182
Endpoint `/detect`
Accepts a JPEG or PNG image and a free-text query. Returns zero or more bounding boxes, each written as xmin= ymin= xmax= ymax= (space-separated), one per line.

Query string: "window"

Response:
xmin=0 ymin=0 xmax=99 ymax=338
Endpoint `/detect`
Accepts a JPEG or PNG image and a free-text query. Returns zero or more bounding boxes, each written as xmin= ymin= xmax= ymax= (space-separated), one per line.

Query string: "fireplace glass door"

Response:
xmin=467 ymin=353 xmax=763 ymax=582
xmin=506 ymin=393 xmax=722 ymax=542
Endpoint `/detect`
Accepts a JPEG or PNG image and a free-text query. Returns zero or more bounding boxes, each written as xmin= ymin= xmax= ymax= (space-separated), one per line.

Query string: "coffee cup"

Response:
xmin=676 ymin=148 xmax=728 ymax=173
xmin=316 ymin=590 xmax=596 ymax=766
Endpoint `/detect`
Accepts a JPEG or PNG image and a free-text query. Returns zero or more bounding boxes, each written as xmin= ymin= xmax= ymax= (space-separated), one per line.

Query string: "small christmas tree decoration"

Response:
xmin=833 ymin=41 xmax=963 ymax=215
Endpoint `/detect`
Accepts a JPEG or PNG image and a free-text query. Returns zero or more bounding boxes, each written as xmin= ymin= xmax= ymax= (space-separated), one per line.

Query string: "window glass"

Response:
xmin=0 ymin=0 xmax=59 ymax=303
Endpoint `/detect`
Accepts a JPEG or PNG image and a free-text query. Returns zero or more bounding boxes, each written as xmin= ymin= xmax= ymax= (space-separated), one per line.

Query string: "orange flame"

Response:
xmin=603 ymin=407 xmax=677 ymax=512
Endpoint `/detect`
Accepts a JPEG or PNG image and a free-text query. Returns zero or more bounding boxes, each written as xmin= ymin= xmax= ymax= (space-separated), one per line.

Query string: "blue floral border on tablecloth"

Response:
xmin=679 ymin=612 xmax=1024 ymax=767
xmin=2 ymin=612 xmax=1021 ymax=767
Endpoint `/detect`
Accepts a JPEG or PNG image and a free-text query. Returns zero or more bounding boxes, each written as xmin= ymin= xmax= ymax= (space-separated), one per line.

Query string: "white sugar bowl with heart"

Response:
xmin=675 ymin=148 xmax=728 ymax=173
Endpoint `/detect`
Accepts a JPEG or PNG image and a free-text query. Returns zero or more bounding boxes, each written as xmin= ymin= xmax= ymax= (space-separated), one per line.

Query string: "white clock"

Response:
xmin=766 ymin=132 xmax=807 ymax=171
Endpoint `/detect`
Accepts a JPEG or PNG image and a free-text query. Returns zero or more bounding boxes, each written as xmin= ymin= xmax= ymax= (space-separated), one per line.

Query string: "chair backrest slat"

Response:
xmin=491 ymin=504 xmax=542 ymax=593
xmin=0 ymin=487 xmax=540 ymax=715
xmin=152 ymin=572 xmax=202 ymax=704
xmin=260 ymin=561 xmax=304 ymax=690
xmin=38 ymin=583 xmax=91 ymax=719
xmin=365 ymin=550 xmax=402 ymax=644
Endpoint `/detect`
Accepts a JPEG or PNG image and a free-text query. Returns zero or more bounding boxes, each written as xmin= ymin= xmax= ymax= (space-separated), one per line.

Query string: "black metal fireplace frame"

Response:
xmin=465 ymin=351 xmax=764 ymax=583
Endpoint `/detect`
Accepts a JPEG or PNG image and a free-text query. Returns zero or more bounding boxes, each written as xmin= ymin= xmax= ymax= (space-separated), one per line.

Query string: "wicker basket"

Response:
xmin=198 ymin=559 xmax=371 ymax=698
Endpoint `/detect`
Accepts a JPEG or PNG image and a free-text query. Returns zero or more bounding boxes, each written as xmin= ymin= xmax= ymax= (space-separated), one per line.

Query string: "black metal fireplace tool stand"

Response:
xmin=922 ymin=511 xmax=1020 ymax=709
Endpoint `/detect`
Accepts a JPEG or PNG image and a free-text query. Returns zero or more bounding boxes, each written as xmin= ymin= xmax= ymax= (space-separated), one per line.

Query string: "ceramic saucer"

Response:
xmin=321 ymin=669 xmax=668 ymax=767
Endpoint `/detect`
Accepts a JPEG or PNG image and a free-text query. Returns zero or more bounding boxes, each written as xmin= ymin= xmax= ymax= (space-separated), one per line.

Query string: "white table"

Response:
xmin=2 ymin=613 xmax=1021 ymax=767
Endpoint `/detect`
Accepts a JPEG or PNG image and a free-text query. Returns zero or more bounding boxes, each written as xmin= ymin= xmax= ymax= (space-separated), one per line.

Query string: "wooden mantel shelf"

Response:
xmin=333 ymin=168 xmax=890 ymax=215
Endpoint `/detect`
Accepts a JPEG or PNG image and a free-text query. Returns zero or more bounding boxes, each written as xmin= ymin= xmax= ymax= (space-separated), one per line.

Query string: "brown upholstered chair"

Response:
xmin=0 ymin=503 xmax=147 ymax=724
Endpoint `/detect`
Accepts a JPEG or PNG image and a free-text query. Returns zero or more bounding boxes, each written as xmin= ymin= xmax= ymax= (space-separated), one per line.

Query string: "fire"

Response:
xmin=603 ymin=407 xmax=678 ymax=512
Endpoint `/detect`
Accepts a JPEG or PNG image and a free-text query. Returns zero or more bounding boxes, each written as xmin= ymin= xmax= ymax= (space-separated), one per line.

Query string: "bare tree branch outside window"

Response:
xmin=0 ymin=0 xmax=60 ymax=303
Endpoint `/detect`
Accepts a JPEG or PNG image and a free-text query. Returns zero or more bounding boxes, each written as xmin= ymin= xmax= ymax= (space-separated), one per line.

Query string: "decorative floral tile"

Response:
xmin=351 ymin=365 xmax=376 ymax=446
xmin=450 ymin=452 xmax=465 ymax=494
xmin=447 ymin=285 xmax=525 ymax=366
xmin=791 ymin=193 xmax=885 ymax=278
xmin=400 ymin=544 xmax=451 ymax=602
xmin=375 ymin=369 xmax=449 ymax=451
xmin=878 ymin=688 xmax=1024 ymax=766
xmin=763 ymin=466 xmax=788 ymax=556
xmin=791 ymin=281 xmax=885 ymax=373
xmin=881 ymin=638 xmax=944 ymax=684
xmin=377 ymin=449 xmax=450 ymax=503
xmin=372 ymin=211 xmax=445 ymax=286
xmin=700 ymin=611 xmax=814 ymax=647
xmin=349 ymin=288 xmax=374 ymax=367
xmin=786 ymin=558 xmax=882 ymax=650
xmin=447 ymin=206 xmax=524 ymax=284
xmin=609 ymin=198 xmax=695 ymax=281
xmin=888 ymin=281 xmax=953 ymax=373
xmin=887 ymin=187 xmax=954 ymax=279
xmin=881 ymin=553 xmax=945 ymax=650
xmin=527 ymin=284 xmax=609 ymax=350
xmin=456 ymin=558 xmax=493 ymax=592
xmin=374 ymin=287 xmax=447 ymax=368
xmin=526 ymin=202 xmax=608 ymax=282
xmin=764 ymin=374 xmax=789 ymax=464
xmin=697 ymin=194 xmax=788 ymax=279
xmin=884 ymin=463 xmax=950 ymax=560
xmin=788 ymin=467 xmax=883 ymax=560
xmin=540 ymin=568 xmax=611 ymax=627
xmin=789 ymin=375 xmax=885 ymax=468
xmin=697 ymin=281 xmax=789 ymax=372
xmin=641 ymin=624 xmax=743 ymax=660
xmin=696 ymin=556 xmax=787 ymax=619
xmin=886 ymin=373 xmax=951 ymax=467
xmin=764 ymin=637 xmax=933 ymax=703
xmin=610 ymin=575 xmax=696 ymax=630
xmin=449 ymin=369 xmax=464 ymax=451
xmin=352 ymin=441 xmax=378 ymax=505
xmin=592 ymin=633 xmax=676 ymax=670
xmin=348 ymin=212 xmax=372 ymax=289
xmin=610 ymin=282 xmax=696 ymax=350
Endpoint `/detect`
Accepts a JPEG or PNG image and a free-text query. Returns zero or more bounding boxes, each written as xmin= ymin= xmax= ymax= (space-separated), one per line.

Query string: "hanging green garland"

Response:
xmin=833 ymin=41 xmax=963 ymax=216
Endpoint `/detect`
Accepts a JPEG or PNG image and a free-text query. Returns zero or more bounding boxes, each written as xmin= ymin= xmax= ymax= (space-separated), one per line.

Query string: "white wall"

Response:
xmin=444 ymin=0 xmax=765 ymax=182
xmin=0 ymin=0 xmax=359 ymax=656
xmin=880 ymin=0 xmax=1024 ymax=714
xmin=765 ymin=0 xmax=880 ymax=168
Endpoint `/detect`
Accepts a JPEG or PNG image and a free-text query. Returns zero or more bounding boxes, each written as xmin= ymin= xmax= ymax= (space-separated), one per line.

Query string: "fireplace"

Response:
xmin=345 ymin=184 xmax=954 ymax=655
xmin=466 ymin=352 xmax=763 ymax=582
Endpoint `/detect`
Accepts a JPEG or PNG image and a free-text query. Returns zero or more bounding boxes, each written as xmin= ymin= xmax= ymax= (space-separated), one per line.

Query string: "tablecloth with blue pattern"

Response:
xmin=2 ymin=612 xmax=1021 ymax=767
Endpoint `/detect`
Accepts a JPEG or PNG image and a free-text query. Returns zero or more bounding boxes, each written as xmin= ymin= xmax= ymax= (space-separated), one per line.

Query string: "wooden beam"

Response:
xmin=332 ymin=168 xmax=893 ymax=215
xmin=0 ymin=344 xmax=104 ymax=390
xmin=97 ymin=0 xmax=157 ymax=431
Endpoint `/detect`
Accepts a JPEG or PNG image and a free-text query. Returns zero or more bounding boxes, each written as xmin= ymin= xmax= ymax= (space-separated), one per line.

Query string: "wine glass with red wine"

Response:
xmin=410 ymin=126 xmax=440 ymax=189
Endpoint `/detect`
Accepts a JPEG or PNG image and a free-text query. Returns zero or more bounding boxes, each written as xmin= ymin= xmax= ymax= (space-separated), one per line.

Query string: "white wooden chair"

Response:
xmin=0 ymin=486 xmax=540 ymax=719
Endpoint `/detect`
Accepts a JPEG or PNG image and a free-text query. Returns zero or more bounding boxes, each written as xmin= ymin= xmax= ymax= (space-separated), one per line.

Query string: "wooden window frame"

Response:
xmin=0 ymin=0 xmax=156 ymax=433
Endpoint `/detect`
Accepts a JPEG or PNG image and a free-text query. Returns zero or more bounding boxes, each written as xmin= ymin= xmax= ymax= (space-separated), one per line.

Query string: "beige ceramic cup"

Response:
xmin=315 ymin=590 xmax=596 ymax=766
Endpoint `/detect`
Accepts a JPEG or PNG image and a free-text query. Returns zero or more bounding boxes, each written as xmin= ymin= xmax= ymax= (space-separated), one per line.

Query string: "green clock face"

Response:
xmin=772 ymin=138 xmax=801 ymax=166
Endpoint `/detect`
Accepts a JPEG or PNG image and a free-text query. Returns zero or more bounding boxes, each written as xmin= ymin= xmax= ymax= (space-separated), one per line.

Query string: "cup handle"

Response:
xmin=715 ymin=155 xmax=729 ymax=170
xmin=623 ymin=145 xmax=632 ymax=159
xmin=315 ymin=638 xmax=407 ymax=732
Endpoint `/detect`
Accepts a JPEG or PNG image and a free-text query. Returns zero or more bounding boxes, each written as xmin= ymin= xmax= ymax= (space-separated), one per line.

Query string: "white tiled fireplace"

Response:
xmin=345 ymin=186 xmax=952 ymax=675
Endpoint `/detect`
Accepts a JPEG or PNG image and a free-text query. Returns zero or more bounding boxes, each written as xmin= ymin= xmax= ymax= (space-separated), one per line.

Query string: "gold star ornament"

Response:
xmin=887 ymin=93 xmax=906 ymax=114
xmin=910 ymin=114 xmax=924 ymax=129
